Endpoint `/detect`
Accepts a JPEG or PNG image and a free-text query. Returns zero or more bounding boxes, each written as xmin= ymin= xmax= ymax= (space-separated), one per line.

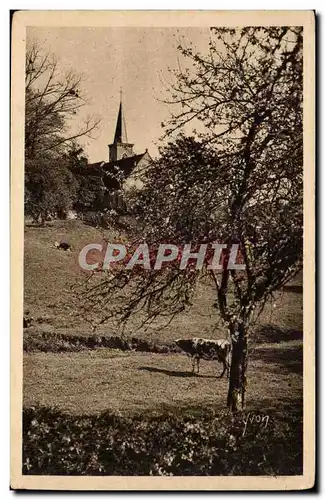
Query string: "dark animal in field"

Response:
xmin=23 ymin=312 xmax=33 ymax=328
xmin=54 ymin=241 xmax=72 ymax=251
xmin=175 ymin=338 xmax=231 ymax=378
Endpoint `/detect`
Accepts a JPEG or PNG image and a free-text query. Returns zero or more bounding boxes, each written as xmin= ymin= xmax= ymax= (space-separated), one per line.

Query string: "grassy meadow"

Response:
xmin=23 ymin=219 xmax=303 ymax=475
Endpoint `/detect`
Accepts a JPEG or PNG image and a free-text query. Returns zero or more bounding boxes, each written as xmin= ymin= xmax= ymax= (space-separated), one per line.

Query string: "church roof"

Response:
xmin=87 ymin=151 xmax=151 ymax=190
xmin=89 ymin=152 xmax=146 ymax=174
xmin=103 ymin=152 xmax=147 ymax=176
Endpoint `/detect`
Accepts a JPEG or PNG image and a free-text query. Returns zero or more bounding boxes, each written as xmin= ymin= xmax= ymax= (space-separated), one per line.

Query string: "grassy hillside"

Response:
xmin=23 ymin=219 xmax=303 ymax=475
xmin=23 ymin=219 xmax=303 ymax=413
xmin=24 ymin=219 xmax=303 ymax=344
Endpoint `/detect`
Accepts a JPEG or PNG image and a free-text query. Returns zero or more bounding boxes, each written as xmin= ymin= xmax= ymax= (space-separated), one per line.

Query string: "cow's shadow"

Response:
xmin=138 ymin=366 xmax=217 ymax=379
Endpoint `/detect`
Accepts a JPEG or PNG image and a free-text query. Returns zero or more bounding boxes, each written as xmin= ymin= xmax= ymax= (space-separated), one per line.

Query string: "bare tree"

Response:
xmin=25 ymin=41 xmax=100 ymax=158
xmin=79 ymin=27 xmax=303 ymax=412
xmin=25 ymin=41 xmax=100 ymax=222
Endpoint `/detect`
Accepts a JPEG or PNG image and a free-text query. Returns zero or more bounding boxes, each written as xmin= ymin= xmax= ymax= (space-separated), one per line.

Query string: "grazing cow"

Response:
xmin=175 ymin=338 xmax=231 ymax=378
xmin=23 ymin=312 xmax=33 ymax=328
xmin=54 ymin=241 xmax=72 ymax=251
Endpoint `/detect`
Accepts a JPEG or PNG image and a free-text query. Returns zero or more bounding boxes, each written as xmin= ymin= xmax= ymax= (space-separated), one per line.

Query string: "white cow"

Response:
xmin=175 ymin=337 xmax=231 ymax=377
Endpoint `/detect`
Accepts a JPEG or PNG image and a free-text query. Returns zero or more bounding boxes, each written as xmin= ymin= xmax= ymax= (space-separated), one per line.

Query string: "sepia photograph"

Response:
xmin=11 ymin=10 xmax=315 ymax=490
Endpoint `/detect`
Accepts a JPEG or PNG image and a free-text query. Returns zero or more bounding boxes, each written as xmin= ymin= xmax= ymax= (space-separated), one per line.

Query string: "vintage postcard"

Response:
xmin=11 ymin=10 xmax=315 ymax=490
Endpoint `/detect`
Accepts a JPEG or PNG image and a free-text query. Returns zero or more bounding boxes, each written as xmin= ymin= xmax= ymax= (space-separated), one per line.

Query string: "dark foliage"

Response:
xmin=23 ymin=406 xmax=303 ymax=476
xmin=23 ymin=331 xmax=179 ymax=354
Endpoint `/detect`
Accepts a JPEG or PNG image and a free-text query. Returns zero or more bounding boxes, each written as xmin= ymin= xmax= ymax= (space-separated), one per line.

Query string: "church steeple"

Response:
xmin=108 ymin=92 xmax=134 ymax=162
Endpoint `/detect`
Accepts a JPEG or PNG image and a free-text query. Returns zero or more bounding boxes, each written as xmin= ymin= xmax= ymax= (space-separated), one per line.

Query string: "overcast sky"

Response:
xmin=27 ymin=26 xmax=211 ymax=163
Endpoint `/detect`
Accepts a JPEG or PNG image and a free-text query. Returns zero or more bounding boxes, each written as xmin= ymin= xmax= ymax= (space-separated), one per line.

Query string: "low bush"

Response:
xmin=23 ymin=405 xmax=302 ymax=476
xmin=23 ymin=331 xmax=179 ymax=354
xmin=23 ymin=331 xmax=181 ymax=354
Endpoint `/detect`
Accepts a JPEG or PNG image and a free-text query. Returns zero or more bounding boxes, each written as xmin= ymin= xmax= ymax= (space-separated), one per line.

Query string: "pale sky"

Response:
xmin=27 ymin=27 xmax=211 ymax=163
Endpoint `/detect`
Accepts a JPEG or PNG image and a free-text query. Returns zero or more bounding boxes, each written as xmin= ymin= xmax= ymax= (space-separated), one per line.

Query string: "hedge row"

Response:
xmin=23 ymin=331 xmax=179 ymax=354
xmin=23 ymin=406 xmax=302 ymax=476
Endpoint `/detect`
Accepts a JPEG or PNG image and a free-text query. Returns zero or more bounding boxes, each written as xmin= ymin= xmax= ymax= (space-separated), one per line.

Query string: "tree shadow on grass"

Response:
xmin=254 ymin=324 xmax=303 ymax=344
xmin=252 ymin=344 xmax=303 ymax=374
xmin=25 ymin=223 xmax=49 ymax=228
xmin=138 ymin=366 xmax=217 ymax=379
xmin=249 ymin=397 xmax=303 ymax=419
xmin=282 ymin=284 xmax=303 ymax=293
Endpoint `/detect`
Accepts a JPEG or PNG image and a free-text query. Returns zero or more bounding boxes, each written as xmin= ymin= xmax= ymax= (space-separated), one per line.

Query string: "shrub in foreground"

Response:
xmin=23 ymin=406 xmax=302 ymax=476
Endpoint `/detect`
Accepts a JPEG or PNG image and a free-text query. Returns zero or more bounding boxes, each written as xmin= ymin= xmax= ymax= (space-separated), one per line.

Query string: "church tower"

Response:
xmin=108 ymin=95 xmax=134 ymax=162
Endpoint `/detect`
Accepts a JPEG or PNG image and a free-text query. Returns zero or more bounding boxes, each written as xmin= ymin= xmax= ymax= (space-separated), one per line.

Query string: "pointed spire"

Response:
xmin=113 ymin=89 xmax=128 ymax=144
xmin=108 ymin=90 xmax=134 ymax=162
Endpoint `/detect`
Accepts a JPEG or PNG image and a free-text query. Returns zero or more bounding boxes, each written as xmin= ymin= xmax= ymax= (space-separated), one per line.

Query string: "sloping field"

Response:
xmin=23 ymin=219 xmax=303 ymax=417
xmin=24 ymin=341 xmax=302 ymax=416
xmin=23 ymin=220 xmax=303 ymax=475
xmin=24 ymin=219 xmax=303 ymax=344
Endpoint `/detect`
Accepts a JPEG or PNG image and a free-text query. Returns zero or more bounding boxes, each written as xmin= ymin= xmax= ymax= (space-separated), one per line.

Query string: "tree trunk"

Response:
xmin=227 ymin=324 xmax=248 ymax=412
